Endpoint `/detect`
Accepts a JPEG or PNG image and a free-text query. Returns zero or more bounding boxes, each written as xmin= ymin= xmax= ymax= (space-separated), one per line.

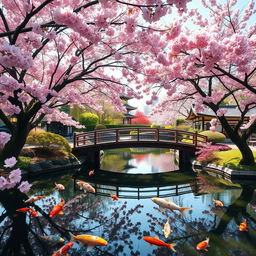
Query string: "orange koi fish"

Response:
xmin=24 ymin=196 xmax=45 ymax=204
xmin=143 ymin=236 xmax=176 ymax=251
xmin=213 ymin=199 xmax=224 ymax=207
xmin=29 ymin=209 xmax=39 ymax=217
xmin=52 ymin=241 xmax=74 ymax=256
xmin=77 ymin=181 xmax=95 ymax=193
xmin=49 ymin=198 xmax=65 ymax=218
xmin=16 ymin=207 xmax=33 ymax=213
xmin=110 ymin=194 xmax=118 ymax=201
xmin=54 ymin=183 xmax=65 ymax=191
xmin=239 ymin=219 xmax=248 ymax=231
xmin=89 ymin=170 xmax=94 ymax=176
xmin=69 ymin=232 xmax=107 ymax=251
xmin=16 ymin=207 xmax=38 ymax=217
xmin=196 ymin=237 xmax=210 ymax=251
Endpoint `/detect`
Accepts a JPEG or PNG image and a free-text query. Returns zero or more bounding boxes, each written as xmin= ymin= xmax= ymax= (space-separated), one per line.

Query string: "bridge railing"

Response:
xmin=73 ymin=128 xmax=207 ymax=148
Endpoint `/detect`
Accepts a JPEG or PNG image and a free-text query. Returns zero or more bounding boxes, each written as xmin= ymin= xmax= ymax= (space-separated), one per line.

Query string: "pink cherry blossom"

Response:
xmin=8 ymin=168 xmax=22 ymax=184
xmin=0 ymin=132 xmax=11 ymax=147
xmin=18 ymin=181 xmax=32 ymax=193
xmin=0 ymin=176 xmax=8 ymax=191
xmin=3 ymin=157 xmax=17 ymax=168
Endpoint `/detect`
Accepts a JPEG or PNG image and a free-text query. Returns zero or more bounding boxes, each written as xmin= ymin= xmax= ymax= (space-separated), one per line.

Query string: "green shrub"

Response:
xmin=199 ymin=130 xmax=226 ymax=143
xmin=176 ymin=118 xmax=186 ymax=126
xmin=79 ymin=112 xmax=99 ymax=126
xmin=95 ymin=124 xmax=107 ymax=130
xmin=26 ymin=132 xmax=71 ymax=153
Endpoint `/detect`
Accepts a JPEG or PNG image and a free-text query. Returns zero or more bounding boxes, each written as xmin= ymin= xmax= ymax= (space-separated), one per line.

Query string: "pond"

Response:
xmin=0 ymin=148 xmax=256 ymax=256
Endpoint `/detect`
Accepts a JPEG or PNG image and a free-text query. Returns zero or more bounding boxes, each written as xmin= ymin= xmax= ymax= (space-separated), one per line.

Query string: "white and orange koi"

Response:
xmin=151 ymin=197 xmax=192 ymax=215
xmin=162 ymin=220 xmax=172 ymax=238
xmin=24 ymin=196 xmax=45 ymax=204
xmin=196 ymin=237 xmax=210 ymax=251
xmin=54 ymin=183 xmax=65 ymax=191
xmin=213 ymin=199 xmax=224 ymax=207
xmin=77 ymin=181 xmax=95 ymax=193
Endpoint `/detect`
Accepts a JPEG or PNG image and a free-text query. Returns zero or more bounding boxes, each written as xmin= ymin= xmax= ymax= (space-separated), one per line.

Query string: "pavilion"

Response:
xmin=186 ymin=105 xmax=256 ymax=133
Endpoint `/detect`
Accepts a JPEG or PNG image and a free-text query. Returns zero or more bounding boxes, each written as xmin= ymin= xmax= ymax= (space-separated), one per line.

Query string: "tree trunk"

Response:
xmin=219 ymin=116 xmax=255 ymax=165
xmin=1 ymin=119 xmax=30 ymax=161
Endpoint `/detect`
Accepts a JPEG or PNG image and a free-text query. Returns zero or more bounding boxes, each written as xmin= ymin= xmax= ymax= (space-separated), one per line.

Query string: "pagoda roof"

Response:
xmin=187 ymin=105 xmax=256 ymax=120
xmin=124 ymin=113 xmax=136 ymax=119
xmin=124 ymin=103 xmax=137 ymax=110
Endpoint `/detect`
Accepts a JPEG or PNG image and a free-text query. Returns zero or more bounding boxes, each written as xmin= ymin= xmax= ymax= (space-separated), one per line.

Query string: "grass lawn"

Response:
xmin=213 ymin=149 xmax=256 ymax=171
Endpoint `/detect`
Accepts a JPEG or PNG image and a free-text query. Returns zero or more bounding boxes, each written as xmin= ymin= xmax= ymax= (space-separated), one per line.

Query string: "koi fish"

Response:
xmin=52 ymin=241 xmax=74 ymax=256
xmin=76 ymin=181 xmax=95 ymax=193
xmin=16 ymin=207 xmax=33 ymax=213
xmin=143 ymin=236 xmax=176 ymax=251
xmin=24 ymin=196 xmax=45 ymax=204
xmin=69 ymin=232 xmax=107 ymax=251
xmin=162 ymin=220 xmax=172 ymax=238
xmin=151 ymin=197 xmax=192 ymax=215
xmin=196 ymin=237 xmax=210 ymax=251
xmin=16 ymin=207 xmax=38 ymax=217
xmin=89 ymin=170 xmax=94 ymax=176
xmin=49 ymin=198 xmax=65 ymax=218
xmin=29 ymin=209 xmax=39 ymax=217
xmin=40 ymin=235 xmax=65 ymax=243
xmin=239 ymin=219 xmax=248 ymax=231
xmin=110 ymin=194 xmax=118 ymax=201
xmin=213 ymin=199 xmax=224 ymax=207
xmin=54 ymin=183 xmax=65 ymax=191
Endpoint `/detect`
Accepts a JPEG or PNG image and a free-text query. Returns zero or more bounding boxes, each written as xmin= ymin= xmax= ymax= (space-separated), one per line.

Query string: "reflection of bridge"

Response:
xmin=73 ymin=169 xmax=199 ymax=199
xmin=72 ymin=128 xmax=207 ymax=154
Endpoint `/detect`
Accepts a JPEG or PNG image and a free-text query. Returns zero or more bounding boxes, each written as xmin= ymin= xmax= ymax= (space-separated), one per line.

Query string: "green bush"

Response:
xmin=79 ymin=112 xmax=99 ymax=126
xmin=26 ymin=132 xmax=71 ymax=153
xmin=176 ymin=118 xmax=186 ymax=126
xmin=199 ymin=130 xmax=226 ymax=143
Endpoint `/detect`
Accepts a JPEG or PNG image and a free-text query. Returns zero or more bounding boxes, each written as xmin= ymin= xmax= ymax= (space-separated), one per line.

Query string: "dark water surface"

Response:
xmin=0 ymin=148 xmax=256 ymax=256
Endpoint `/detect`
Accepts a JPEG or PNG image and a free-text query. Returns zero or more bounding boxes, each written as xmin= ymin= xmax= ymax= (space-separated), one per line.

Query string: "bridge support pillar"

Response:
xmin=80 ymin=150 xmax=101 ymax=170
xmin=179 ymin=151 xmax=194 ymax=171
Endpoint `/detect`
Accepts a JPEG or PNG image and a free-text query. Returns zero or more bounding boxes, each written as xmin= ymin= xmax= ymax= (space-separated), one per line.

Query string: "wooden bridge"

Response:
xmin=72 ymin=127 xmax=207 ymax=155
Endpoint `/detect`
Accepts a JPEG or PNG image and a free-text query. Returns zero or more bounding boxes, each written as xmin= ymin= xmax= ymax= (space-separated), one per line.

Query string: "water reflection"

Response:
xmin=0 ymin=172 xmax=256 ymax=255
xmin=100 ymin=148 xmax=178 ymax=174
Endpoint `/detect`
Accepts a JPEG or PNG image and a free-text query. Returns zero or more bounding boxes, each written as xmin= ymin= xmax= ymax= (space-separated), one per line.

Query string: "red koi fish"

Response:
xmin=16 ymin=207 xmax=38 ymax=217
xmin=49 ymin=198 xmax=65 ymax=218
xmin=16 ymin=207 xmax=33 ymax=213
xmin=213 ymin=199 xmax=224 ymax=207
xmin=143 ymin=236 xmax=176 ymax=251
xmin=24 ymin=196 xmax=45 ymax=204
xmin=29 ymin=209 xmax=39 ymax=217
xmin=196 ymin=237 xmax=210 ymax=251
xmin=239 ymin=219 xmax=248 ymax=231
xmin=52 ymin=241 xmax=74 ymax=256
xmin=110 ymin=194 xmax=119 ymax=201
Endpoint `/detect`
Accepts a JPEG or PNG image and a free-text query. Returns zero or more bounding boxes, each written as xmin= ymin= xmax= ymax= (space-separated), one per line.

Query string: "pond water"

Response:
xmin=0 ymin=148 xmax=256 ymax=256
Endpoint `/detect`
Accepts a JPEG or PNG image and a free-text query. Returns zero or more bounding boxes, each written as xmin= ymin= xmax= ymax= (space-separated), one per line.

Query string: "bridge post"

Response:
xmin=179 ymin=150 xmax=194 ymax=171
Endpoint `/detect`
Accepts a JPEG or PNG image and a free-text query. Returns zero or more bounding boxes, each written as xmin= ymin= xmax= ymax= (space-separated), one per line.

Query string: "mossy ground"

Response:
xmin=213 ymin=149 xmax=256 ymax=171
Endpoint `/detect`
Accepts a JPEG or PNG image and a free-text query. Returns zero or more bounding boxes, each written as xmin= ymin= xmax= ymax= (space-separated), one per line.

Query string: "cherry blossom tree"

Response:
xmin=0 ymin=0 xmax=191 ymax=161
xmin=131 ymin=110 xmax=151 ymax=125
xmin=145 ymin=0 xmax=256 ymax=165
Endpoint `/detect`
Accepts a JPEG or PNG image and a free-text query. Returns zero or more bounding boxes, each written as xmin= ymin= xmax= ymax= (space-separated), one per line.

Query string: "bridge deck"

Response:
xmin=72 ymin=128 xmax=207 ymax=154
